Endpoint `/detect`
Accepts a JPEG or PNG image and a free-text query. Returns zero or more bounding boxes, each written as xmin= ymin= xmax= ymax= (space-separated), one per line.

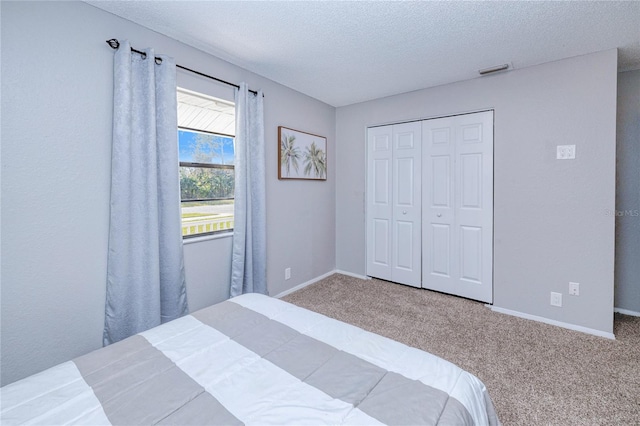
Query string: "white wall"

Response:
xmin=615 ymin=70 xmax=640 ymax=313
xmin=336 ymin=50 xmax=618 ymax=335
xmin=1 ymin=1 xmax=335 ymax=385
xmin=182 ymin=236 xmax=233 ymax=312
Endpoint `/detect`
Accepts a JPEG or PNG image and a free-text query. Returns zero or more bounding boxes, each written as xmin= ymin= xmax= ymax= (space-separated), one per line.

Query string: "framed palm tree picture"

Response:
xmin=278 ymin=126 xmax=327 ymax=180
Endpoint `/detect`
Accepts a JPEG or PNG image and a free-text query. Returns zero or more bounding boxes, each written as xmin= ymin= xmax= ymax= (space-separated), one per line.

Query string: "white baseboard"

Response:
xmin=614 ymin=307 xmax=640 ymax=317
xmin=273 ymin=269 xmax=371 ymax=299
xmin=335 ymin=269 xmax=370 ymax=280
xmin=272 ymin=270 xmax=336 ymax=299
xmin=490 ymin=306 xmax=616 ymax=340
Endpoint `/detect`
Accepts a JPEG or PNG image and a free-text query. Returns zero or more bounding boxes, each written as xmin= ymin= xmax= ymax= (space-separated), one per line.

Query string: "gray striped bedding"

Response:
xmin=1 ymin=293 xmax=499 ymax=425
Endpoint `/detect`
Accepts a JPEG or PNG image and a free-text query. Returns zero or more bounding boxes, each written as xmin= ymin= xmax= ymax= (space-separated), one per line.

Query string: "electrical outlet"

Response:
xmin=556 ymin=145 xmax=576 ymax=160
xmin=569 ymin=282 xmax=580 ymax=296
xmin=285 ymin=268 xmax=291 ymax=280
xmin=550 ymin=292 xmax=562 ymax=307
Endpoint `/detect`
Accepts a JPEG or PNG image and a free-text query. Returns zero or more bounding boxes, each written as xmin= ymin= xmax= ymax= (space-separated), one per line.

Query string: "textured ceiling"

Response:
xmin=89 ymin=1 xmax=640 ymax=107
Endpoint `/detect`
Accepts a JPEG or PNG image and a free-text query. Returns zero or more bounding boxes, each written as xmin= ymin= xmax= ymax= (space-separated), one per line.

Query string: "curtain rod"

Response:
xmin=106 ymin=39 xmax=260 ymax=96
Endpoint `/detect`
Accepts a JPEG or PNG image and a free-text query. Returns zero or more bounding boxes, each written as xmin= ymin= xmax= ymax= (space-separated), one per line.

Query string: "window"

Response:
xmin=177 ymin=88 xmax=235 ymax=237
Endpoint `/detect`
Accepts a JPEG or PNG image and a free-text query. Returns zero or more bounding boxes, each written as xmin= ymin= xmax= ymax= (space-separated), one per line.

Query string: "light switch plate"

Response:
xmin=557 ymin=145 xmax=576 ymax=160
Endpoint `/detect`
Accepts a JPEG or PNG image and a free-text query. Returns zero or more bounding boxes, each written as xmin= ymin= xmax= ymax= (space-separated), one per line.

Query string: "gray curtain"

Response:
xmin=103 ymin=40 xmax=188 ymax=345
xmin=230 ymin=83 xmax=267 ymax=297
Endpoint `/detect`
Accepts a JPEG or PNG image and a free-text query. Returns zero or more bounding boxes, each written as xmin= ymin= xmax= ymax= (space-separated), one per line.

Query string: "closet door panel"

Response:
xmin=391 ymin=122 xmax=421 ymax=287
xmin=367 ymin=127 xmax=393 ymax=280
xmin=430 ymin=224 xmax=451 ymax=277
xmin=460 ymin=225 xmax=482 ymax=283
xmin=454 ymin=111 xmax=493 ymax=303
xmin=431 ymin=156 xmax=451 ymax=208
xmin=422 ymin=117 xmax=456 ymax=293
xmin=422 ymin=111 xmax=493 ymax=303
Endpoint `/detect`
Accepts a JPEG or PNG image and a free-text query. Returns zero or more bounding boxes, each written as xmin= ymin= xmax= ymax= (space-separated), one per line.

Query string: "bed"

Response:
xmin=1 ymin=293 xmax=499 ymax=425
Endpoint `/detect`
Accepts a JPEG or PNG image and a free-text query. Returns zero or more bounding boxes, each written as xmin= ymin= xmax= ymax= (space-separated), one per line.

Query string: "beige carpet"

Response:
xmin=282 ymin=274 xmax=640 ymax=425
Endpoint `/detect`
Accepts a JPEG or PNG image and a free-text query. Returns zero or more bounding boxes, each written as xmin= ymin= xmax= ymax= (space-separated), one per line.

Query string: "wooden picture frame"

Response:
xmin=278 ymin=126 xmax=327 ymax=180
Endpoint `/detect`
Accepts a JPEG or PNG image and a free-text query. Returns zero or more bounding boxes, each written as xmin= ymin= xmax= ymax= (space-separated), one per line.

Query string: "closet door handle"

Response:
xmin=437 ymin=213 xmax=442 ymax=217
xmin=402 ymin=210 xmax=407 ymax=215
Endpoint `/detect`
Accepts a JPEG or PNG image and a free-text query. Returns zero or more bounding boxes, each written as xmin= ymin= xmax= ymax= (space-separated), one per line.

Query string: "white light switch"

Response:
xmin=557 ymin=145 xmax=576 ymax=160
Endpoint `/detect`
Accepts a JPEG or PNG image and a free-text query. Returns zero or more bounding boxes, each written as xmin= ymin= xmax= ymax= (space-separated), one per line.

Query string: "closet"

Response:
xmin=366 ymin=111 xmax=494 ymax=303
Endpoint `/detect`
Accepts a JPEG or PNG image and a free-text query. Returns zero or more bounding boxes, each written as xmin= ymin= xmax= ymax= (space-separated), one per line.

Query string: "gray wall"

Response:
xmin=1 ymin=1 xmax=335 ymax=385
xmin=615 ymin=70 xmax=640 ymax=313
xmin=336 ymin=50 xmax=618 ymax=335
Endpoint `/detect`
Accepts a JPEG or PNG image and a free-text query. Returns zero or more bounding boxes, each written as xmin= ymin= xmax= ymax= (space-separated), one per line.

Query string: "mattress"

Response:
xmin=1 ymin=293 xmax=499 ymax=425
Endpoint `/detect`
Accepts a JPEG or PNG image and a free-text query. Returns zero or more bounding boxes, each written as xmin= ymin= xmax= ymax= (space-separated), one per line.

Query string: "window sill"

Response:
xmin=183 ymin=231 xmax=233 ymax=245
